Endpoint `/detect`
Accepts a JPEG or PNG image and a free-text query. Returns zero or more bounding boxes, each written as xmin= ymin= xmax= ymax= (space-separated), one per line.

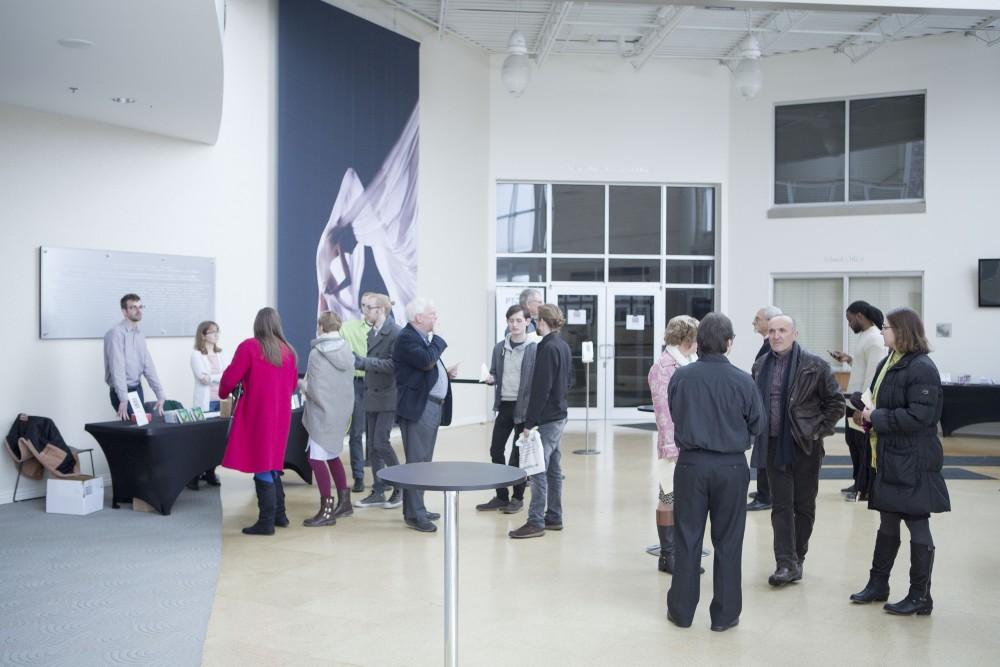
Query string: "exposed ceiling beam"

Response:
xmin=836 ymin=13 xmax=924 ymax=62
xmin=438 ymin=0 xmax=447 ymax=38
xmin=631 ymin=5 xmax=690 ymax=70
xmin=758 ymin=10 xmax=811 ymax=54
xmin=964 ymin=15 xmax=1000 ymax=45
xmin=379 ymin=0 xmax=489 ymax=51
xmin=722 ymin=9 xmax=780 ymax=62
xmin=534 ymin=2 xmax=574 ymax=68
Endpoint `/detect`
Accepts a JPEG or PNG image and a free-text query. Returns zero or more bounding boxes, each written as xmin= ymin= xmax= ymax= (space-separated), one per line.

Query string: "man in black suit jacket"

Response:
xmin=354 ymin=293 xmax=403 ymax=511
xmin=392 ymin=297 xmax=456 ymax=533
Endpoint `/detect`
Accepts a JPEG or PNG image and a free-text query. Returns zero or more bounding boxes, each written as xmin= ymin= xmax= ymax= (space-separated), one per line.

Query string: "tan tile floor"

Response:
xmin=202 ymin=422 xmax=1000 ymax=667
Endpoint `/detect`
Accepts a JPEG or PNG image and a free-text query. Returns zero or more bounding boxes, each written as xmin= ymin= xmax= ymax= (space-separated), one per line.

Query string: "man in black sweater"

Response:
xmin=509 ymin=304 xmax=572 ymax=539
xmin=666 ymin=313 xmax=764 ymax=632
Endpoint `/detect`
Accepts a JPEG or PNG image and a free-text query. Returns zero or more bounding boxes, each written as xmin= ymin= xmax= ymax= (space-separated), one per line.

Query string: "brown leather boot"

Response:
xmin=333 ymin=487 xmax=353 ymax=518
xmin=303 ymin=496 xmax=337 ymax=527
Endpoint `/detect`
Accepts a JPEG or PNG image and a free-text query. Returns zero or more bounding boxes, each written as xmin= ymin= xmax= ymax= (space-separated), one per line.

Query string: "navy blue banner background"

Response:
xmin=277 ymin=0 xmax=419 ymax=369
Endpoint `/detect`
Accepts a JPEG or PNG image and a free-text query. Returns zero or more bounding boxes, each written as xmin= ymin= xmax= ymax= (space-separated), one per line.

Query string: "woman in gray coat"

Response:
xmin=301 ymin=311 xmax=356 ymax=526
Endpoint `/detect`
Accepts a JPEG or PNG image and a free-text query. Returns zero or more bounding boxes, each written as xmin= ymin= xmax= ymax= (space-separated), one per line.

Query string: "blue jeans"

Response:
xmin=527 ymin=418 xmax=566 ymax=528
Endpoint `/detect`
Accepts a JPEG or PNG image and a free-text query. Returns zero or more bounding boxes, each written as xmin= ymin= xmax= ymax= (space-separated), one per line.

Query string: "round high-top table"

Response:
xmin=378 ymin=461 xmax=526 ymax=667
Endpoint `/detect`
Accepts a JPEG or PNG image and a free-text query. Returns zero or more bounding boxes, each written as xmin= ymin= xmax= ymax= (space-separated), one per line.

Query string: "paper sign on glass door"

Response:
xmin=567 ymin=309 xmax=587 ymax=325
xmin=625 ymin=314 xmax=645 ymax=331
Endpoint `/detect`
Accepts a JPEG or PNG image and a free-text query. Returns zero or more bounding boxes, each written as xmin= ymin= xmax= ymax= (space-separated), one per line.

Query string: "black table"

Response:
xmin=377 ymin=462 xmax=526 ymax=667
xmin=941 ymin=384 xmax=1000 ymax=436
xmin=85 ymin=418 xmax=230 ymax=515
xmin=284 ymin=408 xmax=311 ymax=484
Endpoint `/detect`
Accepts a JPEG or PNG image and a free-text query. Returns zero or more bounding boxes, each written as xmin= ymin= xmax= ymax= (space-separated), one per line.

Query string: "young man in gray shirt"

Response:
xmin=104 ymin=293 xmax=166 ymax=419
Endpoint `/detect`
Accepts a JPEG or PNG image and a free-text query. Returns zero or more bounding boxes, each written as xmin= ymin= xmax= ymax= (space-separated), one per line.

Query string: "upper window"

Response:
xmin=774 ymin=93 xmax=925 ymax=207
xmin=496 ymin=183 xmax=546 ymax=253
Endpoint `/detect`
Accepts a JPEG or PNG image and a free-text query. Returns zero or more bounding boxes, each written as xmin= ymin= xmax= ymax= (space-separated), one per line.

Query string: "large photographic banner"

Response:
xmin=278 ymin=0 xmax=419 ymax=369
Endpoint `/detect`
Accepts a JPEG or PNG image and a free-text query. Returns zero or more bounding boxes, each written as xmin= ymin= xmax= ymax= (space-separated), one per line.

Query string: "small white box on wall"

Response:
xmin=46 ymin=476 xmax=104 ymax=515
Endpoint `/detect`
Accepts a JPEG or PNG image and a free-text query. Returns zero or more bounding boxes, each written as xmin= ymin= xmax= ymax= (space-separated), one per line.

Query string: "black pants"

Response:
xmin=667 ymin=451 xmax=749 ymax=628
xmin=767 ymin=436 xmax=824 ymax=569
xmin=844 ymin=408 xmax=868 ymax=489
xmin=756 ymin=467 xmax=770 ymax=502
xmin=489 ymin=402 xmax=525 ymax=501
xmin=109 ymin=384 xmax=144 ymax=415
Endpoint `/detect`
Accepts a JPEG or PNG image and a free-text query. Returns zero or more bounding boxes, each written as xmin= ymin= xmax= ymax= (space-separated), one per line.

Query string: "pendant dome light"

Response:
xmin=733 ymin=12 xmax=763 ymax=100
xmin=501 ymin=3 xmax=531 ymax=97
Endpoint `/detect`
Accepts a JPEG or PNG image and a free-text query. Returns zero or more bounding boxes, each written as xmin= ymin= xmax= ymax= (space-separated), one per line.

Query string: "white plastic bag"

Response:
xmin=517 ymin=428 xmax=546 ymax=476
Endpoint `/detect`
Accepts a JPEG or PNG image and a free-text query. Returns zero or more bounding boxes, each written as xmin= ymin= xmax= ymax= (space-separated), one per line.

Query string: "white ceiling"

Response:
xmin=383 ymin=1 xmax=1000 ymax=67
xmin=0 ymin=0 xmax=224 ymax=144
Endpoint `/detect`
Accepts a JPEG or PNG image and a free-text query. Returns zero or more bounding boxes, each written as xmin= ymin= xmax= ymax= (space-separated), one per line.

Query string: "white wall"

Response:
xmin=726 ymin=34 xmax=1000 ymax=377
xmin=0 ymin=0 xmax=493 ymax=503
xmin=0 ymin=0 xmax=277 ymax=502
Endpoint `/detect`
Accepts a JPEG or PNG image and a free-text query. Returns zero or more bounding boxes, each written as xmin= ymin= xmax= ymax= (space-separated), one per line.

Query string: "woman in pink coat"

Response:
xmin=220 ymin=307 xmax=299 ymax=536
xmin=647 ymin=315 xmax=698 ymax=573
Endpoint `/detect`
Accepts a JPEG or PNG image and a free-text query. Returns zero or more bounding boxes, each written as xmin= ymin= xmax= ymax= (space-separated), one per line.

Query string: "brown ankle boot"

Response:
xmin=303 ymin=496 xmax=337 ymax=527
xmin=333 ymin=488 xmax=353 ymax=518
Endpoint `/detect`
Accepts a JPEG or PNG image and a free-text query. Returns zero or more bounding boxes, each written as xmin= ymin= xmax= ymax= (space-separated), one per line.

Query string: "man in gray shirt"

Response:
xmin=104 ymin=293 xmax=166 ymax=420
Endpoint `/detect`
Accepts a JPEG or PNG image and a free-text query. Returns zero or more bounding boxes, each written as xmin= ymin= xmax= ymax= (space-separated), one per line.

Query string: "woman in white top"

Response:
xmin=189 ymin=321 xmax=227 ymax=488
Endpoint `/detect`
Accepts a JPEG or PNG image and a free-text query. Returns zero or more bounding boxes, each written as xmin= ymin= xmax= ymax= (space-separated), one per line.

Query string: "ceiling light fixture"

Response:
xmin=58 ymin=38 xmax=93 ymax=49
xmin=732 ymin=12 xmax=762 ymax=100
xmin=111 ymin=97 xmax=136 ymax=104
xmin=501 ymin=2 xmax=531 ymax=97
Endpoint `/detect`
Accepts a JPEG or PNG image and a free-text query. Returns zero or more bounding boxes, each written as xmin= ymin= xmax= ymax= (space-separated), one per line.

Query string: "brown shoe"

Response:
xmin=303 ymin=496 xmax=337 ymax=527
xmin=333 ymin=488 xmax=353 ymax=518
xmin=508 ymin=523 xmax=545 ymax=539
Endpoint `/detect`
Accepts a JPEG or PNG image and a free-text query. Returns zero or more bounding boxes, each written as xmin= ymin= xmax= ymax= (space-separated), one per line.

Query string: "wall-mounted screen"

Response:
xmin=980 ymin=259 xmax=1000 ymax=307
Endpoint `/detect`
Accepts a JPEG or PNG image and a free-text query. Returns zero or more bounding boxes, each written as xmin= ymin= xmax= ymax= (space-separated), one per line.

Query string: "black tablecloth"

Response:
xmin=85 ymin=418 xmax=231 ymax=515
xmin=941 ymin=384 xmax=1000 ymax=436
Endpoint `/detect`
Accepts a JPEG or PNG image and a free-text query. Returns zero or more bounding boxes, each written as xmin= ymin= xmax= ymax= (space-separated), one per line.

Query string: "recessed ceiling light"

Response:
xmin=58 ymin=38 xmax=94 ymax=49
xmin=111 ymin=97 xmax=136 ymax=104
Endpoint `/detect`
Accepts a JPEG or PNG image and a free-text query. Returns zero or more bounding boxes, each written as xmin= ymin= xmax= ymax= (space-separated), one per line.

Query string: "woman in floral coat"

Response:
xmin=647 ymin=315 xmax=699 ymax=573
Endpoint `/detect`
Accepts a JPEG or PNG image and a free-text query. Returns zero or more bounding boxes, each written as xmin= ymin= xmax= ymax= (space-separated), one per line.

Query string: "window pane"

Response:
xmin=666 ymin=187 xmax=715 ymax=255
xmin=665 ymin=260 xmax=714 ymax=285
xmin=496 ymin=257 xmax=546 ymax=283
xmin=849 ymin=95 xmax=925 ymax=201
xmin=613 ymin=295 xmax=655 ymax=407
xmin=609 ymin=185 xmax=660 ymax=254
xmin=552 ymin=258 xmax=603 ymax=282
xmin=496 ymin=183 xmax=547 ymax=253
xmin=609 ymin=259 xmax=660 ymax=282
xmin=773 ymin=278 xmax=843 ymax=363
xmin=774 ymin=102 xmax=846 ymax=204
xmin=665 ymin=288 xmax=714 ymax=322
xmin=557 ymin=294 xmax=599 ymax=409
xmin=847 ymin=275 xmax=922 ymax=360
xmin=552 ymin=184 xmax=604 ymax=253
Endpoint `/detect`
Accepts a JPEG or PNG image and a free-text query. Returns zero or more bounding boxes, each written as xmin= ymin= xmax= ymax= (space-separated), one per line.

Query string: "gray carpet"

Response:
xmin=0 ymin=484 xmax=221 ymax=667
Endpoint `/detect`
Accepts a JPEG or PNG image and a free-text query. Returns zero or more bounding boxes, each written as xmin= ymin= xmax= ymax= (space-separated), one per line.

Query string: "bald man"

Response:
xmin=750 ymin=315 xmax=843 ymax=587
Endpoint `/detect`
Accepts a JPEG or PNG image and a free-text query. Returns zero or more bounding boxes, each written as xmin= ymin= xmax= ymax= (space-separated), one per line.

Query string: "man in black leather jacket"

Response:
xmin=751 ymin=315 xmax=843 ymax=586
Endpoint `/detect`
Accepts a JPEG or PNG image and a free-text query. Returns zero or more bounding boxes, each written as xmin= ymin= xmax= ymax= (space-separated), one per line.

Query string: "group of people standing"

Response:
xmin=649 ymin=304 xmax=951 ymax=631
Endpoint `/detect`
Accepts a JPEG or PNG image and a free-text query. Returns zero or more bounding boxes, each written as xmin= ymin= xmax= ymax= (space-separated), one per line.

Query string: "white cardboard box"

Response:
xmin=46 ymin=476 xmax=104 ymax=515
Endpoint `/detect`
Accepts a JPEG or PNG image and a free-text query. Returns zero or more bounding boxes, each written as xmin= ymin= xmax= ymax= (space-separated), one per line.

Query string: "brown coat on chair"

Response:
xmin=4 ymin=414 xmax=79 ymax=479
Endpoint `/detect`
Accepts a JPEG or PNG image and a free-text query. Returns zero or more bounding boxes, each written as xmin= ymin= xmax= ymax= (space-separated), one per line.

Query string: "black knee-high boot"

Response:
xmin=850 ymin=531 xmax=901 ymax=603
xmin=272 ymin=471 xmax=289 ymax=527
xmin=243 ymin=479 xmax=276 ymax=535
xmin=658 ymin=524 xmax=705 ymax=575
xmin=884 ymin=543 xmax=934 ymax=616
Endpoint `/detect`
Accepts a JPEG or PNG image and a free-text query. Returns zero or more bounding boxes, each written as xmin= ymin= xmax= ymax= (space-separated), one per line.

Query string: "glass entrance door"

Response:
xmin=550 ymin=284 xmax=663 ymax=419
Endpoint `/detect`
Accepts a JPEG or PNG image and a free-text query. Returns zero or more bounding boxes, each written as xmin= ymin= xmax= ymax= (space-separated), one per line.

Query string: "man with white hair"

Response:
xmin=392 ymin=297 xmax=457 ymax=533
xmin=747 ymin=305 xmax=783 ymax=513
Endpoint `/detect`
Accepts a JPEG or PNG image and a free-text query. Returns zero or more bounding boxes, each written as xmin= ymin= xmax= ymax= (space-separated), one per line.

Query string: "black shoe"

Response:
xmin=186 ymin=478 xmax=200 ymax=491
xmin=746 ymin=499 xmax=772 ymax=512
xmin=509 ymin=523 xmax=545 ymax=539
xmin=851 ymin=531 xmax=900 ymax=604
xmin=501 ymin=499 xmax=524 ymax=514
xmin=384 ymin=488 xmax=402 ymax=509
xmin=841 ymin=484 xmax=857 ymax=495
xmin=667 ymin=610 xmax=691 ymax=628
xmin=851 ymin=577 xmax=890 ymax=603
xmin=768 ymin=564 xmax=802 ymax=586
xmin=202 ymin=469 xmax=221 ymax=486
xmin=711 ymin=618 xmax=739 ymax=632
xmin=352 ymin=478 xmax=365 ymax=493
xmin=405 ymin=518 xmax=437 ymax=533
xmin=544 ymin=519 xmax=563 ymax=531
xmin=748 ymin=491 xmax=759 ymax=500
xmin=476 ymin=496 xmax=508 ymax=511
xmin=425 ymin=512 xmax=440 ymax=521
xmin=884 ymin=543 xmax=934 ymax=616
xmin=356 ymin=491 xmax=387 ymax=508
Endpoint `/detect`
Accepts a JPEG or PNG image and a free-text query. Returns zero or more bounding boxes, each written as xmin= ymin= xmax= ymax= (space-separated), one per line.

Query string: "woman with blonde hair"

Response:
xmin=301 ymin=311 xmax=356 ymax=526
xmin=220 ymin=308 xmax=299 ymax=536
xmin=188 ymin=320 xmax=228 ymax=488
xmin=647 ymin=315 xmax=700 ymax=574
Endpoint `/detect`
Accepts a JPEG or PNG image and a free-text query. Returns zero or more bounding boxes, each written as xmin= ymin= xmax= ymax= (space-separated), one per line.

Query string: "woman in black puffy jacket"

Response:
xmin=850 ymin=308 xmax=950 ymax=616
